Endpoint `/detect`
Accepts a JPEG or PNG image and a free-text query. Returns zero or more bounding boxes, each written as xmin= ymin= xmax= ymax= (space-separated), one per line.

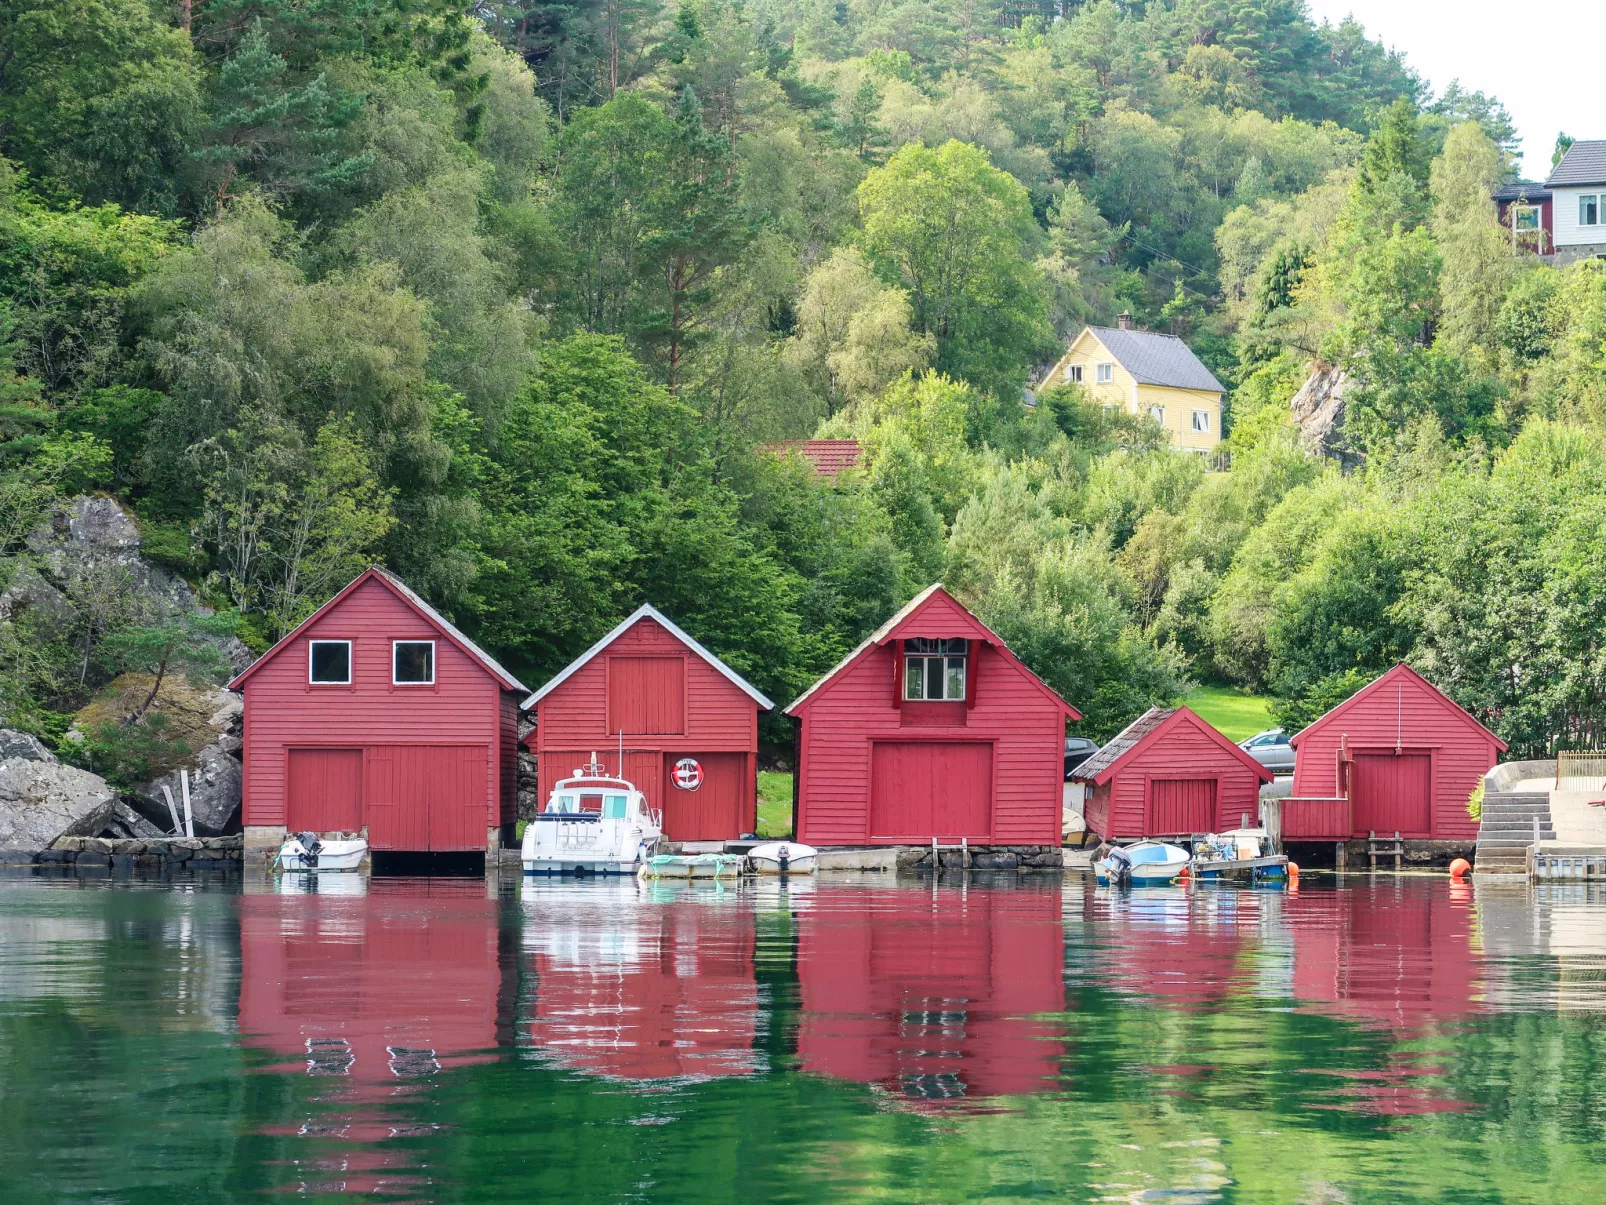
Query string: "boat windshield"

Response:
xmin=546 ymin=792 xmax=607 ymax=815
xmin=602 ymin=794 xmax=629 ymax=819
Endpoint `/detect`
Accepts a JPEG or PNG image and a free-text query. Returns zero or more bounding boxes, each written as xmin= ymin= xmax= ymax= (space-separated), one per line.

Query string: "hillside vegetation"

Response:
xmin=0 ymin=0 xmax=1601 ymax=770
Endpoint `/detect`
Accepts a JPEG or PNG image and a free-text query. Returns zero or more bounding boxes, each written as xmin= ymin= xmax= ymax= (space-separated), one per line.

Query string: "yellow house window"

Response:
xmin=1192 ymin=409 xmax=1210 ymax=433
xmin=1096 ymin=361 xmax=1114 ymax=383
xmin=1148 ymin=405 xmax=1165 ymax=424
xmin=1066 ymin=364 xmax=1083 ymax=383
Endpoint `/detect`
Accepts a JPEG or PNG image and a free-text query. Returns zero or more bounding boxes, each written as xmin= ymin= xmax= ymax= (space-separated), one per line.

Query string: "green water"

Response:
xmin=0 ymin=869 xmax=1602 ymax=1204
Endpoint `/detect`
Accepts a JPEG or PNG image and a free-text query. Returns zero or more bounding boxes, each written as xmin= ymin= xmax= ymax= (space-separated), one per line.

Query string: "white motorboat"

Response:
xmin=522 ymin=755 xmax=662 ymax=875
xmin=277 ymin=832 xmax=368 ymax=872
xmin=747 ymin=840 xmax=818 ymax=874
xmin=1095 ymin=841 xmax=1190 ymax=886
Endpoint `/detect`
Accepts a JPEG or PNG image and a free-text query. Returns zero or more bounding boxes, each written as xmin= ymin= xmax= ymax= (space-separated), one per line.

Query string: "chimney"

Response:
xmin=1116 ymin=311 xmax=1133 ymax=330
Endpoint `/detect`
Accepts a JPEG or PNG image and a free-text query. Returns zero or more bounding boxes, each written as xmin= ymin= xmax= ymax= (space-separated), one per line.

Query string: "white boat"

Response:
xmin=747 ymin=840 xmax=818 ymax=874
xmin=638 ymin=852 xmax=745 ymax=879
xmin=522 ymin=755 xmax=662 ymax=875
xmin=1095 ymin=841 xmax=1190 ymax=886
xmin=277 ymin=832 xmax=368 ymax=872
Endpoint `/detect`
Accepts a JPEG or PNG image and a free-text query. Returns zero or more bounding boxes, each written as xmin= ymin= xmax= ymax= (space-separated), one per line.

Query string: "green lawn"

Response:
xmin=1180 ymin=684 xmax=1275 ymax=742
xmin=757 ymin=770 xmax=793 ymax=838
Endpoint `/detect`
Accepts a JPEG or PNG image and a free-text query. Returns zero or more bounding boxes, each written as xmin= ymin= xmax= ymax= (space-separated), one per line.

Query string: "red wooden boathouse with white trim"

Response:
xmin=523 ymin=604 xmax=772 ymax=843
xmin=787 ymin=585 xmax=1079 ymax=847
xmin=1285 ymin=663 xmax=1507 ymax=843
xmin=230 ymin=567 xmax=526 ymax=855
xmin=1073 ymin=705 xmax=1274 ymax=841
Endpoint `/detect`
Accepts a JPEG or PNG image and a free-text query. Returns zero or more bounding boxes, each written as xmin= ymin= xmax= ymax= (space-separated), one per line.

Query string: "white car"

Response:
xmin=1240 ymin=728 xmax=1295 ymax=774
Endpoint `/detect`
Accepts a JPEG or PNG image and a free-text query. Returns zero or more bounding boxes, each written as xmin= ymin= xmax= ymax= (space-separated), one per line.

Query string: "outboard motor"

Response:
xmin=777 ymin=844 xmax=791 ymax=876
xmin=296 ymin=831 xmax=323 ymax=869
xmin=1106 ymin=844 xmax=1133 ymax=889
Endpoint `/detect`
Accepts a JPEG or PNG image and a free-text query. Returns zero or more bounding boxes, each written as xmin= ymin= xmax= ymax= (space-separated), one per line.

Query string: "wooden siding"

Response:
xmin=607 ymin=656 xmax=686 ymax=735
xmin=286 ymin=748 xmax=363 ymax=832
xmin=1091 ymin=712 xmax=1263 ymax=841
xmin=1291 ymin=666 xmax=1498 ymax=842
xmin=1552 ymin=186 xmax=1606 ymax=249
xmin=1147 ymin=778 xmax=1217 ymax=835
xmin=796 ymin=634 xmax=1066 ymax=846
xmin=239 ymin=576 xmax=508 ymax=838
xmin=869 ymin=741 xmax=993 ymax=839
xmin=534 ymin=616 xmax=761 ymax=841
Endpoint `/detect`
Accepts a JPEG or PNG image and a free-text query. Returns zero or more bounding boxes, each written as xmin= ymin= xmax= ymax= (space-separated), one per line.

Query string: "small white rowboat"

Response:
xmin=277 ymin=833 xmax=368 ymax=872
xmin=747 ymin=841 xmax=818 ymax=874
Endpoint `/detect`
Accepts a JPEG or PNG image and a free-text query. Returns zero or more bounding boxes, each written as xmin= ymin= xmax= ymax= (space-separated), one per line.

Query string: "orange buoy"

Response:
xmin=1449 ymin=857 xmax=1471 ymax=879
xmin=1287 ymin=861 xmax=1299 ymax=877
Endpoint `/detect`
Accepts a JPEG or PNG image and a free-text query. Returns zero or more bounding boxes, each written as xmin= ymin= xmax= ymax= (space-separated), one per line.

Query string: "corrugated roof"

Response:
xmin=522 ymin=603 xmax=773 ymax=711
xmin=1071 ymin=707 xmax=1176 ymax=781
xmin=1547 ymin=141 xmax=1606 ymax=187
xmin=764 ymin=439 xmax=864 ymax=482
xmin=1086 ymin=327 xmax=1226 ymax=393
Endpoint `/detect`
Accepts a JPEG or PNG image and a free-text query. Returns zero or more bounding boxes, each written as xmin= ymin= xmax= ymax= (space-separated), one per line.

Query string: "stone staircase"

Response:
xmin=1475 ymin=790 xmax=1554 ymax=874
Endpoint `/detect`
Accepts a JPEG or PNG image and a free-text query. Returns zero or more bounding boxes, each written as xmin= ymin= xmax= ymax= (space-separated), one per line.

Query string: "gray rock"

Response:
xmin=0 ymin=759 xmax=119 ymax=850
xmin=0 ymin=729 xmax=56 ymax=763
xmin=972 ymin=852 xmax=1019 ymax=870
xmin=0 ymin=563 xmax=74 ymax=640
xmin=130 ymin=741 xmax=242 ymax=837
xmin=1289 ymin=363 xmax=1363 ymax=467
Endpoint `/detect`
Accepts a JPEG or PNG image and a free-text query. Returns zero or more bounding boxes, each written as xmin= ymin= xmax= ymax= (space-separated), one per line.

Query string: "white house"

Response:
xmin=1545 ymin=141 xmax=1606 ymax=264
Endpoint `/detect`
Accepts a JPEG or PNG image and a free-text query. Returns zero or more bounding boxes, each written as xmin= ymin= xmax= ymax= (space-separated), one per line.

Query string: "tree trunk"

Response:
xmin=132 ymin=657 xmax=170 ymax=724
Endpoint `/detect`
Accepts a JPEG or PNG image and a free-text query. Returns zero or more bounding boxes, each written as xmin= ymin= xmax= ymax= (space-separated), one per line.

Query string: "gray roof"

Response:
xmin=1546 ymin=141 xmax=1606 ymax=187
xmin=1071 ymin=707 xmax=1176 ymax=782
xmin=523 ymin=603 xmax=773 ymax=711
xmin=1086 ymin=327 xmax=1225 ymax=393
xmin=1492 ymin=180 xmax=1550 ymax=202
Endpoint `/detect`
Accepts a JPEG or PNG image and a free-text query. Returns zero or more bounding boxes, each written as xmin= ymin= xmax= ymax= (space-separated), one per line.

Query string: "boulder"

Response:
xmin=0 ymin=562 xmax=75 ymax=641
xmin=0 ymin=758 xmax=119 ymax=850
xmin=0 ymin=728 xmax=56 ymax=763
xmin=1289 ymin=363 xmax=1361 ymax=467
xmin=130 ymin=740 xmax=242 ymax=837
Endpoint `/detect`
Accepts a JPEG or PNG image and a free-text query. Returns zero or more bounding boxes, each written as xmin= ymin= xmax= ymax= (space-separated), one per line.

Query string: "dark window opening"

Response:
xmin=309 ymin=640 xmax=351 ymax=684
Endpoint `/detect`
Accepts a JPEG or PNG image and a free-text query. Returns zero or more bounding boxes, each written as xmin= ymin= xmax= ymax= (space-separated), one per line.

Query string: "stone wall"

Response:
xmin=33 ymin=834 xmax=243 ymax=872
xmin=892 ymin=844 xmax=1065 ymax=870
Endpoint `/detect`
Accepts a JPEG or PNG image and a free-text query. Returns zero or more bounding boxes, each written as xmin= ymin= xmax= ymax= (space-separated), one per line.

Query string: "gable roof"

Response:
xmin=229 ymin=567 xmax=526 ymax=693
xmin=1546 ymin=141 xmax=1606 ymax=188
xmin=784 ymin=584 xmax=1081 ymax=719
xmin=1072 ymin=705 xmax=1273 ymax=786
xmin=1290 ymin=663 xmax=1507 ymax=751
xmin=1082 ymin=326 xmax=1226 ymax=392
xmin=1492 ymin=180 xmax=1551 ymax=202
xmin=522 ymin=604 xmax=773 ymax=711
xmin=764 ymin=439 xmax=864 ymax=482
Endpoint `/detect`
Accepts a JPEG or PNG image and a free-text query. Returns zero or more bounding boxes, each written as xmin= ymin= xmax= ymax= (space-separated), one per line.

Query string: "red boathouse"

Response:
xmin=523 ymin=604 xmax=772 ymax=843
xmin=231 ymin=567 xmax=526 ymax=856
xmin=787 ymin=584 xmax=1079 ymax=849
xmin=1073 ymin=706 xmax=1274 ymax=841
xmin=1285 ymin=663 xmax=1507 ymax=843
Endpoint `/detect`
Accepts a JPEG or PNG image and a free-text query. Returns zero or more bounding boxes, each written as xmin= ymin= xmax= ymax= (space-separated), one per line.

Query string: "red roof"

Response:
xmin=1289 ymin=663 xmax=1507 ymax=751
xmin=228 ymin=566 xmax=526 ymax=693
xmin=786 ymin=583 xmax=1080 ymax=719
xmin=764 ymin=439 xmax=863 ymax=481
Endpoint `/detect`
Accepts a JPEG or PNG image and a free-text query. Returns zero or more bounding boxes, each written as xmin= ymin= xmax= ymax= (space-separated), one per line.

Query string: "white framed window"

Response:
xmin=1513 ymin=204 xmax=1540 ymax=231
xmin=393 ymin=640 xmax=436 ymax=685
xmin=1066 ymin=364 xmax=1083 ymax=383
xmin=1581 ymin=194 xmax=1600 ymax=226
xmin=1148 ymin=405 xmax=1165 ymax=425
xmin=1095 ymin=361 xmax=1114 ymax=384
xmin=309 ymin=640 xmax=352 ymax=684
xmin=1192 ymin=409 xmax=1210 ymax=433
xmin=904 ymin=637 xmax=968 ymax=701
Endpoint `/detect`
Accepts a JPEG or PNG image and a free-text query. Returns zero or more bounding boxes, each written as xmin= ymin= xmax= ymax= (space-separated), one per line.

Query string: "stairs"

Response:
xmin=1475 ymin=791 xmax=1554 ymax=874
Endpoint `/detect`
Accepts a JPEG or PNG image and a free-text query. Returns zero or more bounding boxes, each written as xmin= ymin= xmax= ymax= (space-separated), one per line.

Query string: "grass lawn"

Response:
xmin=757 ymin=770 xmax=793 ymax=838
xmin=1180 ymin=684 xmax=1275 ymax=742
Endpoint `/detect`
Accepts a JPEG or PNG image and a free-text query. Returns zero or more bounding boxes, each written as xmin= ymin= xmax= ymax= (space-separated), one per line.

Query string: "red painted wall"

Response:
xmin=792 ymin=590 xmax=1071 ymax=846
xmin=533 ymin=616 xmax=762 ymax=840
xmin=1290 ymin=665 xmax=1503 ymax=841
xmin=1095 ymin=711 xmax=1266 ymax=841
xmin=239 ymin=574 xmax=515 ymax=849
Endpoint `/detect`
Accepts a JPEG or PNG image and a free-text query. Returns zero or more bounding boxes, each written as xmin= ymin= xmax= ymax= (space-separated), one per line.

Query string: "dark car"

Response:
xmin=1065 ymin=736 xmax=1100 ymax=780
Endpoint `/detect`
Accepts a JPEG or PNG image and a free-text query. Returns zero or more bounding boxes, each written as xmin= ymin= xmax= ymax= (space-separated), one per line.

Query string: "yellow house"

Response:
xmin=1036 ymin=319 xmax=1225 ymax=454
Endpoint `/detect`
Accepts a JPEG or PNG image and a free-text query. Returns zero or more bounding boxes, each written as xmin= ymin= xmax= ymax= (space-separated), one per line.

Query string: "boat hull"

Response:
xmin=523 ymin=858 xmax=641 ymax=875
xmin=278 ymin=841 xmax=367 ymax=872
xmin=747 ymin=841 xmax=819 ymax=875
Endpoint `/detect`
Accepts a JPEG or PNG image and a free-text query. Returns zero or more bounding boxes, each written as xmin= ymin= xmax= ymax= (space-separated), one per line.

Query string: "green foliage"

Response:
xmin=1270 ymin=666 xmax=1379 ymax=734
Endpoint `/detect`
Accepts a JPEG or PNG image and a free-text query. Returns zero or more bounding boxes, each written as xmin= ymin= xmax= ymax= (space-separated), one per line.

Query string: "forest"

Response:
xmin=2 ymin=0 xmax=1604 ymax=777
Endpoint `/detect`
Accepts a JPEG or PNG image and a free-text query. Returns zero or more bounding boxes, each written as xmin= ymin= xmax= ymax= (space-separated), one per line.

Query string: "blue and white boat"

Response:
xmin=522 ymin=756 xmax=663 ymax=875
xmin=1095 ymin=841 xmax=1191 ymax=886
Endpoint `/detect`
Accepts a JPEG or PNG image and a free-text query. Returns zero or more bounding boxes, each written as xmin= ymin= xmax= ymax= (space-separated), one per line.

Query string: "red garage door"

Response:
xmin=1352 ymin=752 xmax=1432 ymax=836
xmin=364 ymin=746 xmax=488 ymax=851
xmin=286 ymin=749 xmax=363 ymax=832
xmin=1147 ymin=778 xmax=1218 ymax=835
xmin=870 ymin=742 xmax=992 ymax=840
xmin=660 ymin=752 xmax=746 ymax=841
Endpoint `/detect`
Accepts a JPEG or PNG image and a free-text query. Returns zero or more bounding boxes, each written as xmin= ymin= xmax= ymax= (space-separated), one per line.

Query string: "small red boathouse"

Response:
xmin=787 ymin=585 xmax=1079 ymax=848
xmin=1285 ymin=663 xmax=1506 ymax=842
xmin=231 ymin=567 xmax=526 ymax=855
xmin=523 ymin=605 xmax=772 ymax=843
xmin=1073 ymin=706 xmax=1273 ymax=841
